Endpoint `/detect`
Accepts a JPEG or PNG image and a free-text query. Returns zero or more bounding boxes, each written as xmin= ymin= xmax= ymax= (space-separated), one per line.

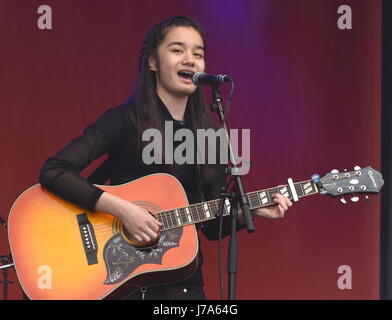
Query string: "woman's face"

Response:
xmin=149 ymin=26 xmax=205 ymax=99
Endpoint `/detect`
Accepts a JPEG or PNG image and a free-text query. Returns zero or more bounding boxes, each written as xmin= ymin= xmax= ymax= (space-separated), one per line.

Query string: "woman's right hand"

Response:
xmin=117 ymin=201 xmax=162 ymax=243
xmin=95 ymin=192 xmax=162 ymax=243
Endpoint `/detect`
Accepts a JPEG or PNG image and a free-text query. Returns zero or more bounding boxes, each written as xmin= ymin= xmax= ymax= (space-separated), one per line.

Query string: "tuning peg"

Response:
xmin=340 ymin=197 xmax=348 ymax=204
xmin=331 ymin=169 xmax=339 ymax=174
xmin=354 ymin=165 xmax=361 ymax=171
xmin=365 ymin=194 xmax=369 ymax=201
xmin=351 ymin=196 xmax=359 ymax=203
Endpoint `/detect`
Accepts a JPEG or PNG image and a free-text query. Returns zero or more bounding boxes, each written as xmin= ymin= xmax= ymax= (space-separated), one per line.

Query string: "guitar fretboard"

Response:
xmin=156 ymin=180 xmax=319 ymax=231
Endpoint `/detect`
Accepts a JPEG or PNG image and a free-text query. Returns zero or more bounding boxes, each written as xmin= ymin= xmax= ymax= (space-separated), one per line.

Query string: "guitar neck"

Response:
xmin=156 ymin=179 xmax=320 ymax=231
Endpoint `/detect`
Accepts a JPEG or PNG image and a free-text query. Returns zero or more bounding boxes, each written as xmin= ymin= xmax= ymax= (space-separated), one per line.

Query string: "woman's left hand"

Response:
xmin=252 ymin=193 xmax=293 ymax=219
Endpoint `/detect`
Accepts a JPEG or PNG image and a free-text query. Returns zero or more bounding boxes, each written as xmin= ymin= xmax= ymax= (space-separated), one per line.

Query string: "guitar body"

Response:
xmin=8 ymin=165 xmax=384 ymax=299
xmin=8 ymin=173 xmax=199 ymax=300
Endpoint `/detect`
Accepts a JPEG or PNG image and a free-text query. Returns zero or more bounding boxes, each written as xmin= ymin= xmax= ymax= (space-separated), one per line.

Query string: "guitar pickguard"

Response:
xmin=103 ymin=228 xmax=183 ymax=285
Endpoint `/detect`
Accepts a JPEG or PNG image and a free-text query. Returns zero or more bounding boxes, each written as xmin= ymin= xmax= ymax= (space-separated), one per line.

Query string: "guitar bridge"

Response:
xmin=77 ymin=213 xmax=98 ymax=265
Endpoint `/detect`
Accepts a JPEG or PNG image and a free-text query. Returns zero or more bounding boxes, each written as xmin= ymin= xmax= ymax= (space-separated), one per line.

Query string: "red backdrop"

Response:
xmin=0 ymin=0 xmax=381 ymax=299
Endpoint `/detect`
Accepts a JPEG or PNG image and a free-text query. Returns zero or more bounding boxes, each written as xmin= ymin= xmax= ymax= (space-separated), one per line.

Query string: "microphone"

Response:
xmin=192 ymin=72 xmax=232 ymax=86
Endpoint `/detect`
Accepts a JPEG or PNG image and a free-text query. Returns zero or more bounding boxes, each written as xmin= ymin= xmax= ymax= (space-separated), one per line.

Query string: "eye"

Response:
xmin=194 ymin=53 xmax=204 ymax=58
xmin=172 ymin=49 xmax=183 ymax=54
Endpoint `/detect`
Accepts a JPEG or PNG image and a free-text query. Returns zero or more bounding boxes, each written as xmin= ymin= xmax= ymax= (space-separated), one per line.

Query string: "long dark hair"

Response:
xmin=130 ymin=16 xmax=218 ymax=176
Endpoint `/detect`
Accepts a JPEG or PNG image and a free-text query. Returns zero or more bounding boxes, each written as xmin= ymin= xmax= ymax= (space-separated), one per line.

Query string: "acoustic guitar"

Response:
xmin=7 ymin=166 xmax=383 ymax=299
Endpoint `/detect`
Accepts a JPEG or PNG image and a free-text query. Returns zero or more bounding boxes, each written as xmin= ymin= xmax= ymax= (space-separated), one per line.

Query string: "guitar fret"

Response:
xmin=204 ymin=203 xmax=212 ymax=219
xmin=164 ymin=210 xmax=170 ymax=228
xmin=294 ymin=183 xmax=304 ymax=197
xmin=191 ymin=205 xmax=199 ymax=222
xmin=302 ymin=181 xmax=314 ymax=195
xmin=215 ymin=199 xmax=225 ymax=217
xmin=258 ymin=190 xmax=269 ymax=205
xmin=177 ymin=208 xmax=185 ymax=224
xmin=209 ymin=200 xmax=218 ymax=215
xmin=278 ymin=185 xmax=290 ymax=198
xmin=174 ymin=209 xmax=181 ymax=225
xmin=198 ymin=204 xmax=204 ymax=221
xmin=191 ymin=205 xmax=199 ymax=223
xmin=211 ymin=199 xmax=226 ymax=217
xmin=197 ymin=204 xmax=207 ymax=221
xmin=156 ymin=212 xmax=162 ymax=226
xmin=300 ymin=184 xmax=307 ymax=195
xmin=210 ymin=201 xmax=216 ymax=216
xmin=161 ymin=212 xmax=169 ymax=229
xmin=255 ymin=192 xmax=263 ymax=207
xmin=217 ymin=200 xmax=224 ymax=216
xmin=168 ymin=210 xmax=176 ymax=227
xmin=250 ymin=192 xmax=262 ymax=208
xmin=246 ymin=194 xmax=255 ymax=209
xmin=158 ymin=212 xmax=168 ymax=229
xmin=298 ymin=183 xmax=305 ymax=196
xmin=171 ymin=210 xmax=178 ymax=227
xmin=247 ymin=193 xmax=254 ymax=208
xmin=268 ymin=189 xmax=276 ymax=202
xmin=182 ymin=207 xmax=190 ymax=224
xmin=225 ymin=198 xmax=231 ymax=214
xmin=161 ymin=212 xmax=168 ymax=227
xmin=266 ymin=189 xmax=275 ymax=204
xmin=165 ymin=212 xmax=171 ymax=229
xmin=185 ymin=207 xmax=192 ymax=223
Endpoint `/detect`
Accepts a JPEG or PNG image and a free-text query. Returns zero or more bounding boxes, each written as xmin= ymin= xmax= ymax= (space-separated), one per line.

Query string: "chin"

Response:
xmin=179 ymin=86 xmax=198 ymax=97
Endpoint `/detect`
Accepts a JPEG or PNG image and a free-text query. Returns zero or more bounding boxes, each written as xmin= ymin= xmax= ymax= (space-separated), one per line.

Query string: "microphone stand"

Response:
xmin=0 ymin=214 xmax=14 ymax=300
xmin=210 ymin=84 xmax=254 ymax=300
xmin=0 ymin=255 xmax=14 ymax=300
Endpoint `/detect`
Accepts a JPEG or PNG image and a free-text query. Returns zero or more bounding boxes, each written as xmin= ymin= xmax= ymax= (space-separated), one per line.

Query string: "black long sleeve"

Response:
xmin=38 ymin=99 xmax=246 ymax=287
xmin=39 ymin=99 xmax=243 ymax=238
xmin=39 ymin=105 xmax=128 ymax=211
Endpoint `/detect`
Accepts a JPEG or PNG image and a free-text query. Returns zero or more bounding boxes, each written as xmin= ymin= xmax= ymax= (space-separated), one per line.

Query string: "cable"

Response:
xmin=217 ymin=178 xmax=235 ymax=300
xmin=217 ymin=209 xmax=224 ymax=299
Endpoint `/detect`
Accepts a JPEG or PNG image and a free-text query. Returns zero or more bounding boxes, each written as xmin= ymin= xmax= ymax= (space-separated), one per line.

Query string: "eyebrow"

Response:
xmin=167 ymin=41 xmax=204 ymax=51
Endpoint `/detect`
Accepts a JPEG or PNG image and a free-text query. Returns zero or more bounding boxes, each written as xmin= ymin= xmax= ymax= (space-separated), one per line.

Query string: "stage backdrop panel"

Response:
xmin=0 ymin=0 xmax=381 ymax=300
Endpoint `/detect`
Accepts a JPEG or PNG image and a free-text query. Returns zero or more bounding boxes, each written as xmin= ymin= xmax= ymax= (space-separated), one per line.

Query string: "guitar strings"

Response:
xmin=91 ymin=181 xmax=312 ymax=230
xmin=84 ymin=177 xmax=363 ymax=242
xmin=90 ymin=180 xmax=326 ymax=235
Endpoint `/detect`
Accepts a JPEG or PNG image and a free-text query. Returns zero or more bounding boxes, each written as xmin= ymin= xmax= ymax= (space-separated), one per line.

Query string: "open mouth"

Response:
xmin=178 ymin=71 xmax=195 ymax=82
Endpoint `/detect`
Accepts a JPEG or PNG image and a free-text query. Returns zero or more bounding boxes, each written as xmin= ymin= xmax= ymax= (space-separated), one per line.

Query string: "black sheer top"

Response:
xmin=39 ymin=97 xmax=240 ymax=286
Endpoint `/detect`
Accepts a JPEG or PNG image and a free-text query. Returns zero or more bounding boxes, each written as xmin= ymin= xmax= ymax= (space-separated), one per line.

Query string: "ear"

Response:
xmin=148 ymin=56 xmax=157 ymax=71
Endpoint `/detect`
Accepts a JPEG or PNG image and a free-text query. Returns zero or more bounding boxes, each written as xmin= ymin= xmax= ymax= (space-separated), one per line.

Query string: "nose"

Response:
xmin=182 ymin=50 xmax=195 ymax=66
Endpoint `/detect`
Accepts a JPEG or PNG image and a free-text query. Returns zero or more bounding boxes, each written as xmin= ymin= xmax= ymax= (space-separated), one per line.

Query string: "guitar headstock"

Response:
xmin=317 ymin=166 xmax=384 ymax=201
